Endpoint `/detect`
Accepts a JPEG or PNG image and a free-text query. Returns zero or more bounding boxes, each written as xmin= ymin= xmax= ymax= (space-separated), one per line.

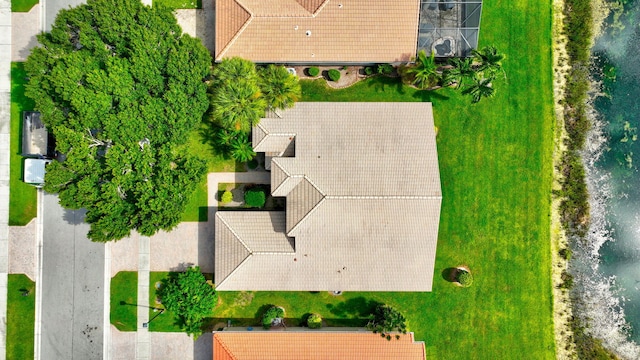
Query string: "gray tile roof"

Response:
xmin=216 ymin=103 xmax=441 ymax=291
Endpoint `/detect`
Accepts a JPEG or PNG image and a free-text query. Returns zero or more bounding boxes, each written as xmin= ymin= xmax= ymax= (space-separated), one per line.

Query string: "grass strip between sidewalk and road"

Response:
xmin=7 ymin=274 xmax=35 ymax=360
xmin=9 ymin=63 xmax=37 ymax=226
xmin=110 ymin=271 xmax=138 ymax=332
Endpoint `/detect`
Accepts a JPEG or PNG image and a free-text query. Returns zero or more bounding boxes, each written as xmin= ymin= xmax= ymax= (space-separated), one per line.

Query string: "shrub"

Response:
xmin=328 ymin=69 xmax=341 ymax=81
xmin=559 ymin=248 xmax=572 ymax=261
xmin=559 ymin=270 xmax=574 ymax=289
xmin=364 ymin=66 xmax=374 ymax=75
xmin=307 ymin=313 xmax=322 ymax=329
xmin=262 ymin=306 xmax=285 ymax=329
xmin=456 ymin=270 xmax=473 ymax=287
xmin=307 ymin=67 xmax=320 ymax=77
xmin=221 ymin=190 xmax=233 ymax=204
xmin=244 ymin=189 xmax=266 ymax=208
xmin=377 ymin=63 xmax=394 ymax=75
xmin=367 ymin=304 xmax=407 ymax=340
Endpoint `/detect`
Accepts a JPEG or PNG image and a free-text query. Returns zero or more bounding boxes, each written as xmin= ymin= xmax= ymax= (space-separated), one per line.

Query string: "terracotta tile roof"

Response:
xmin=215 ymin=0 xmax=252 ymax=60
xmin=296 ymin=0 xmax=328 ymax=14
xmin=213 ymin=331 xmax=426 ymax=360
xmin=215 ymin=103 xmax=441 ymax=292
xmin=215 ymin=0 xmax=420 ymax=63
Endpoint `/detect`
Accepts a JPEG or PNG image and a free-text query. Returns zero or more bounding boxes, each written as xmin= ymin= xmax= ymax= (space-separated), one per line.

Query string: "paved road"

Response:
xmin=40 ymin=192 xmax=104 ymax=359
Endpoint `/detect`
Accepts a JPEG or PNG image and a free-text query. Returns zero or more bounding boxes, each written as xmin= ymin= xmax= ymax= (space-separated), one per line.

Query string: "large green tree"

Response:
xmin=25 ymin=0 xmax=211 ymax=241
xmin=158 ymin=266 xmax=217 ymax=337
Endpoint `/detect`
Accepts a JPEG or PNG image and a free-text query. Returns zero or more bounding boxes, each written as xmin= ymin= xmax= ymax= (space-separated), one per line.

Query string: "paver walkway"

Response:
xmin=8 ymin=219 xmax=36 ymax=279
xmin=0 ymin=0 xmax=12 ymax=357
xmin=136 ymin=236 xmax=150 ymax=360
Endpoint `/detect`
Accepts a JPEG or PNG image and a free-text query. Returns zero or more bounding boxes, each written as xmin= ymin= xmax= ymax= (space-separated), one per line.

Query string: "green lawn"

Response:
xmin=11 ymin=0 xmax=38 ymax=12
xmin=179 ymin=124 xmax=245 ymax=222
xmin=110 ymin=271 xmax=138 ymax=331
xmin=10 ymin=63 xmax=37 ymax=226
xmin=7 ymin=274 xmax=35 ymax=359
xmin=153 ymin=0 xmax=201 ymax=9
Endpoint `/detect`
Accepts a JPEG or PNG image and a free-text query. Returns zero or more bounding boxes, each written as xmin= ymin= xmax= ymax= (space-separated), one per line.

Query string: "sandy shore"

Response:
xmin=550 ymin=0 xmax=576 ymax=358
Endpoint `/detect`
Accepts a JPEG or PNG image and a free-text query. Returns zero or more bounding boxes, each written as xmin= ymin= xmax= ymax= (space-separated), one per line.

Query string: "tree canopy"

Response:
xmin=25 ymin=0 xmax=211 ymax=241
xmin=158 ymin=266 xmax=217 ymax=337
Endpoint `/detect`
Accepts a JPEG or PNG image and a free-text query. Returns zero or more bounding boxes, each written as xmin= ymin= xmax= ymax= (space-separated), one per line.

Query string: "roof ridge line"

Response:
xmin=287 ymin=192 xmax=326 ymax=236
xmin=310 ymin=0 xmax=331 ymax=16
xmin=216 ymin=253 xmax=253 ymax=290
xmin=252 ymin=123 xmax=270 ymax=149
xmin=216 ymin=0 xmax=254 ymax=60
xmin=302 ymin=175 xmax=326 ymax=196
xmin=213 ymin=333 xmax=239 ymax=360
xmin=216 ymin=212 xmax=253 ymax=253
xmin=252 ymin=251 xmax=296 ymax=255
xmin=271 ymin=173 xmax=303 ymax=196
xmin=325 ymin=195 xmax=442 ymax=200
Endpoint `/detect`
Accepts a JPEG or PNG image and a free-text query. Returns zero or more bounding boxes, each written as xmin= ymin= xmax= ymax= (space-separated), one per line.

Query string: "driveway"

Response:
xmin=44 ymin=0 xmax=87 ymax=30
xmin=40 ymin=192 xmax=105 ymax=359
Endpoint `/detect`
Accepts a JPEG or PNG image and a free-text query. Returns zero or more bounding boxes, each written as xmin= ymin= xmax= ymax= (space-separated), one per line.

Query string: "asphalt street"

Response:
xmin=41 ymin=192 xmax=104 ymax=359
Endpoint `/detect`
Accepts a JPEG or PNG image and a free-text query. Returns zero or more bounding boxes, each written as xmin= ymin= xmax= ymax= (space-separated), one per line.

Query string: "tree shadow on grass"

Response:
xmin=442 ymin=267 xmax=460 ymax=282
xmin=412 ymin=89 xmax=450 ymax=102
xmin=325 ymin=297 xmax=381 ymax=318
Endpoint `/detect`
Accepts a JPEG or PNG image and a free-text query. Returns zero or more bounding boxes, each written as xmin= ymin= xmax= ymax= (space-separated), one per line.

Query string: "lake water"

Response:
xmin=575 ymin=0 xmax=640 ymax=357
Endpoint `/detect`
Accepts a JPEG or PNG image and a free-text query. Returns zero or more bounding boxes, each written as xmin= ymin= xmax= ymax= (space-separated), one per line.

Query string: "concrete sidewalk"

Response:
xmin=0 ymin=0 xmax=12 ymax=358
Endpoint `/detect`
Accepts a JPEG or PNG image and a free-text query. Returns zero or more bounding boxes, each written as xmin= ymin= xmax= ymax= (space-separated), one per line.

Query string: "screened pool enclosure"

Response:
xmin=418 ymin=0 xmax=483 ymax=57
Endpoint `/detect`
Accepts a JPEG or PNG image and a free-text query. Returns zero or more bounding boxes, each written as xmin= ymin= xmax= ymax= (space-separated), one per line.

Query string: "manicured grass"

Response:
xmin=9 ymin=63 xmax=37 ymax=226
xmin=178 ymin=122 xmax=245 ymax=222
xmin=11 ymin=0 xmax=38 ymax=12
xmin=181 ymin=179 xmax=208 ymax=222
xmin=209 ymin=0 xmax=556 ymax=357
xmin=110 ymin=271 xmax=138 ymax=331
xmin=7 ymin=274 xmax=35 ymax=360
xmin=154 ymin=0 xmax=201 ymax=9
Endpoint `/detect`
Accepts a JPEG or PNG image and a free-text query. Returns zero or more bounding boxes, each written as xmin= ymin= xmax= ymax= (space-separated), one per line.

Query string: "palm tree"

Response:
xmin=210 ymin=80 xmax=266 ymax=133
xmin=212 ymin=57 xmax=259 ymax=87
xmin=462 ymin=76 xmax=495 ymax=103
xmin=230 ymin=134 xmax=256 ymax=162
xmin=472 ymin=46 xmax=505 ymax=78
xmin=406 ymin=50 xmax=439 ymax=90
xmin=442 ymin=57 xmax=475 ymax=88
xmin=258 ymin=65 xmax=301 ymax=110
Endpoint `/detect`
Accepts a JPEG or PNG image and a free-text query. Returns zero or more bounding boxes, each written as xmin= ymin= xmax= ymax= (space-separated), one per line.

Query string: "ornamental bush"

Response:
xmin=328 ymin=69 xmax=341 ymax=81
xmin=244 ymin=189 xmax=266 ymax=208
xmin=364 ymin=66 xmax=374 ymax=75
xmin=262 ymin=306 xmax=285 ymax=329
xmin=221 ymin=190 xmax=233 ymax=204
xmin=457 ymin=270 xmax=473 ymax=287
xmin=308 ymin=67 xmax=320 ymax=77
xmin=307 ymin=313 xmax=322 ymax=329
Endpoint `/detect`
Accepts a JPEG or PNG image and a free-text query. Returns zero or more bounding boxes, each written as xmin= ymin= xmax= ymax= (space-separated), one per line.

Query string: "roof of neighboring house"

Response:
xmin=214 ymin=0 xmax=420 ymax=63
xmin=215 ymin=103 xmax=441 ymax=291
xmin=212 ymin=331 xmax=426 ymax=360
xmin=22 ymin=111 xmax=49 ymax=157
